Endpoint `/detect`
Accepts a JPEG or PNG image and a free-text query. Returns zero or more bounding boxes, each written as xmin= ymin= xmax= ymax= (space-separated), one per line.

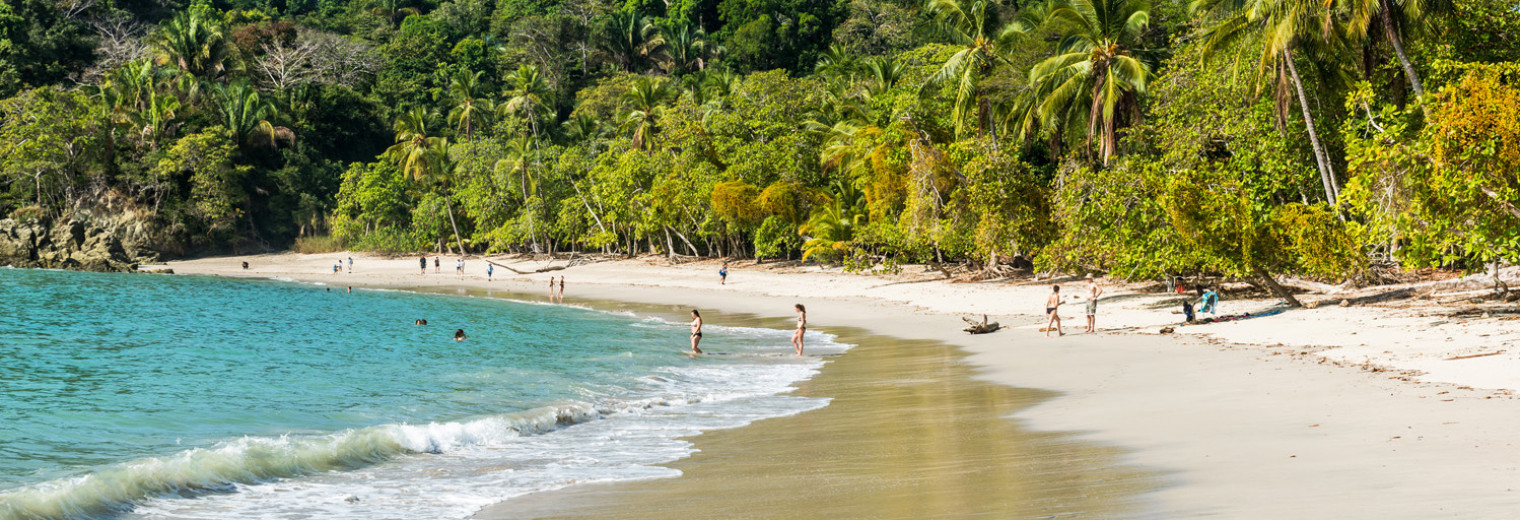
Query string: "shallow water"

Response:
xmin=0 ymin=269 xmax=844 ymax=519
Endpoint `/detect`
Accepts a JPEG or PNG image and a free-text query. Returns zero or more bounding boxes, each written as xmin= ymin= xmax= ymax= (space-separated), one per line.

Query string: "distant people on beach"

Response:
xmin=420 ymin=256 xmax=427 ymax=275
xmin=558 ymin=277 xmax=565 ymax=301
xmin=455 ymin=259 xmax=464 ymax=275
xmin=1084 ymin=275 xmax=1103 ymax=333
xmin=434 ymin=257 xmax=440 ymax=273
xmin=487 ymin=264 xmax=494 ymax=281
xmin=792 ymin=304 xmax=807 ymax=355
xmin=548 ymin=276 xmax=557 ymax=300
xmin=1182 ymin=299 xmax=1195 ymax=323
xmin=332 ymin=263 xmax=340 ymax=274
xmin=454 ymin=329 xmax=467 ymax=341
xmin=719 ymin=263 xmax=728 ymax=285
xmin=241 ymin=261 xmax=249 ymax=270
xmin=1045 ymin=285 xmax=1063 ymax=337
xmin=347 ymin=257 xmax=353 ymax=273
xmin=689 ymin=310 xmax=704 ymax=354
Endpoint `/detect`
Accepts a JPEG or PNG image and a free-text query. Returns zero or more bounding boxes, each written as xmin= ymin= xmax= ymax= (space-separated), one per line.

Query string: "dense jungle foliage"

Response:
xmin=1 ymin=0 xmax=1518 ymax=297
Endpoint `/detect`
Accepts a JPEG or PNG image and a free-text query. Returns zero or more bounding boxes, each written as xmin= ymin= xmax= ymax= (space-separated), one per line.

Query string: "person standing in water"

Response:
xmin=791 ymin=304 xmax=807 ymax=355
xmin=1044 ymin=285 xmax=1064 ymax=337
xmin=558 ymin=277 xmax=566 ymax=301
xmin=548 ymin=276 xmax=557 ymax=299
xmin=689 ymin=310 xmax=704 ymax=354
xmin=454 ymin=329 xmax=467 ymax=341
xmin=1084 ymin=274 xmax=1103 ymax=333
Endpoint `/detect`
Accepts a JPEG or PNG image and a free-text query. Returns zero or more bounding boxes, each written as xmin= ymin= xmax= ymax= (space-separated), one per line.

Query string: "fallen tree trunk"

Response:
xmin=486 ymin=259 xmax=566 ymax=274
xmin=962 ymin=315 xmax=1001 ymax=334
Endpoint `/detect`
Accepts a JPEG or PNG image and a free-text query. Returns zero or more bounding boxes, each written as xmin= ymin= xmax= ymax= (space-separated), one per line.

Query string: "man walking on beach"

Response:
xmin=420 ymin=256 xmax=427 ymax=275
xmin=1045 ymin=285 xmax=1063 ymax=337
xmin=1084 ymin=274 xmax=1103 ymax=333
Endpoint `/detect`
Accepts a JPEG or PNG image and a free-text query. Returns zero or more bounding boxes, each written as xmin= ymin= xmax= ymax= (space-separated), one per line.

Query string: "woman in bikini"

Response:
xmin=791 ymin=304 xmax=807 ymax=355
xmin=689 ymin=310 xmax=704 ymax=354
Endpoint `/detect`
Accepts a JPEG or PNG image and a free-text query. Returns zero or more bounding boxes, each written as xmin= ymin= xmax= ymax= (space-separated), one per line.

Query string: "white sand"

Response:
xmin=161 ymin=252 xmax=1520 ymax=518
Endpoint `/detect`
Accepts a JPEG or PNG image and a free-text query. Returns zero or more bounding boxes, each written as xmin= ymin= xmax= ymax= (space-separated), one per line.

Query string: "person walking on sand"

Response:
xmin=689 ymin=310 xmax=704 ymax=354
xmin=1045 ymin=285 xmax=1064 ymax=337
xmin=791 ymin=304 xmax=807 ymax=355
xmin=420 ymin=256 xmax=427 ymax=275
xmin=1084 ymin=274 xmax=1103 ymax=333
xmin=347 ymin=257 xmax=353 ymax=273
xmin=719 ymin=263 xmax=728 ymax=285
xmin=487 ymin=264 xmax=494 ymax=281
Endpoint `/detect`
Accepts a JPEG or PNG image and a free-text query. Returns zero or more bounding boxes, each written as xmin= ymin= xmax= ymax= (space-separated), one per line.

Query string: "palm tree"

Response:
xmin=814 ymin=44 xmax=857 ymax=77
xmin=149 ymin=10 xmax=237 ymax=81
xmin=920 ymin=0 xmax=1031 ymax=138
xmin=1193 ymin=0 xmax=1344 ymax=203
xmin=661 ymin=23 xmax=712 ymax=74
xmin=621 ymin=76 xmax=674 ymax=151
xmin=563 ymin=113 xmax=602 ymax=142
xmin=598 ymin=11 xmax=666 ymax=72
xmin=494 ymin=136 xmax=543 ymax=251
xmin=211 ymin=79 xmax=289 ymax=149
xmin=370 ymin=0 xmax=419 ymax=28
xmin=499 ymin=65 xmax=553 ymax=138
xmin=443 ymin=70 xmax=493 ymax=140
xmin=385 ymin=108 xmax=467 ymax=253
xmin=1343 ymin=0 xmax=1451 ymax=109
xmin=799 ymin=183 xmax=868 ymax=261
xmin=862 ymin=56 xmax=905 ymax=97
xmin=1018 ymin=0 xmax=1152 ymax=166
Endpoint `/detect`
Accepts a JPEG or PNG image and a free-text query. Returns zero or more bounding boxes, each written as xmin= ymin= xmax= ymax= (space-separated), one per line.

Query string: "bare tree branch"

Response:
xmin=75 ymin=11 xmax=149 ymax=84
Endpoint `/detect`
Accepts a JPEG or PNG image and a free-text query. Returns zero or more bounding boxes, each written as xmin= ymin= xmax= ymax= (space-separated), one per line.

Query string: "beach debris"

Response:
xmin=961 ymin=315 xmax=1001 ymax=334
xmin=1159 ymin=326 xmax=1175 ymax=334
xmin=1445 ymin=350 xmax=1506 ymax=361
xmin=1339 ymin=299 xmax=1350 ymax=307
xmin=486 ymin=259 xmax=566 ymax=275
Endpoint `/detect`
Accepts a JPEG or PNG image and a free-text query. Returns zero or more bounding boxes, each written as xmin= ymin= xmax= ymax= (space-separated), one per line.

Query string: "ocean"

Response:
xmin=0 ymin=269 xmax=844 ymax=519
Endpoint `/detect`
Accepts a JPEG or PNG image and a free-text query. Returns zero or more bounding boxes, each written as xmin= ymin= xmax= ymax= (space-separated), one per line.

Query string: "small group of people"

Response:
xmin=414 ymin=318 xmax=467 ymax=342
xmin=1044 ymin=275 xmax=1222 ymax=336
xmin=688 ymin=303 xmax=807 ymax=356
xmin=547 ymin=276 xmax=566 ymax=301
xmin=417 ymin=256 xmax=444 ymax=275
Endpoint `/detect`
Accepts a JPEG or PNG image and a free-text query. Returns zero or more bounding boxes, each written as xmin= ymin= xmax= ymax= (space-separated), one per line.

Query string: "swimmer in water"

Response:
xmin=689 ymin=310 xmax=703 ymax=354
xmin=454 ymin=329 xmax=467 ymax=341
xmin=791 ymin=303 xmax=807 ymax=356
xmin=415 ymin=319 xmax=427 ymax=325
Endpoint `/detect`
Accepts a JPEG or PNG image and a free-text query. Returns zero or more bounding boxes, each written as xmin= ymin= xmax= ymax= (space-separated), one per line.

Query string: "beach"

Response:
xmin=160 ymin=252 xmax=1520 ymax=518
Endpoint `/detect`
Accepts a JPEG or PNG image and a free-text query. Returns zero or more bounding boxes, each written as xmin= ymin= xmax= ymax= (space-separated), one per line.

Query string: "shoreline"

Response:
xmin=161 ymin=252 xmax=1520 ymax=518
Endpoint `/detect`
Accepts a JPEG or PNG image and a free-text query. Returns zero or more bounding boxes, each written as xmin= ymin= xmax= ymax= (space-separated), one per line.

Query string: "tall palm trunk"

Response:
xmin=1283 ymin=48 xmax=1339 ymax=205
xmin=1380 ymin=0 xmax=1427 ymax=113
xmin=443 ymin=194 xmax=466 ymax=254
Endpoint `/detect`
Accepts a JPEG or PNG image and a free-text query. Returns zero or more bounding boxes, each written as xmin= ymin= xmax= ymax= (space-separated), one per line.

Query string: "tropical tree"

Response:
xmin=800 ymin=183 xmax=869 ymax=261
xmin=1342 ymin=0 xmax=1451 ymax=108
xmin=621 ymin=76 xmax=674 ymax=151
xmin=499 ymin=65 xmax=552 ymax=137
xmin=494 ymin=136 xmax=543 ymax=251
xmin=370 ymin=0 xmax=420 ymax=28
xmin=597 ymin=11 xmax=666 ymax=72
xmin=443 ymin=70 xmax=492 ymax=140
xmin=1018 ymin=0 xmax=1153 ymax=166
xmin=862 ymin=56 xmax=905 ymax=97
xmin=210 ymin=79 xmax=288 ymax=149
xmin=920 ymin=0 xmax=1030 ymax=138
xmin=1192 ymin=0 xmax=1345 ymax=204
xmin=149 ymin=10 xmax=238 ymax=81
xmin=660 ymin=23 xmax=712 ymax=75
xmin=384 ymin=107 xmax=466 ymax=253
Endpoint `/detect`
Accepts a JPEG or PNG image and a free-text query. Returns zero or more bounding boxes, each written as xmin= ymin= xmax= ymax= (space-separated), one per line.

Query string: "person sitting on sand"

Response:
xmin=791 ymin=304 xmax=807 ymax=356
xmin=1045 ymin=285 xmax=1064 ymax=338
xmin=689 ymin=310 xmax=704 ymax=354
xmin=454 ymin=329 xmax=467 ymax=341
xmin=1198 ymin=287 xmax=1219 ymax=316
xmin=242 ymin=261 xmax=249 ymax=270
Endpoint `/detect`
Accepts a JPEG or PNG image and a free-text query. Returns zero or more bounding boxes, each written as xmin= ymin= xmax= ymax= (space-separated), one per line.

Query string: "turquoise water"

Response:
xmin=0 ymin=269 xmax=841 ymax=519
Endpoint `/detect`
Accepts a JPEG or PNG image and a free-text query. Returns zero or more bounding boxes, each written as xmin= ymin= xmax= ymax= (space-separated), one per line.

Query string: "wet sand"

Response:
xmin=474 ymin=321 xmax=1158 ymax=520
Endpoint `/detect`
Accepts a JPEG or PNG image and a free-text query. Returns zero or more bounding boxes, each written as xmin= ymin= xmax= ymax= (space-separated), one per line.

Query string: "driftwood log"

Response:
xmin=962 ymin=315 xmax=1001 ymax=334
xmin=486 ymin=260 xmax=566 ymax=275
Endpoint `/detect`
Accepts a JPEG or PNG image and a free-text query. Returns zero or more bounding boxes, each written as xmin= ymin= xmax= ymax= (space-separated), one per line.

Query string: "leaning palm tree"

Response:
xmin=149 ymin=10 xmax=237 ymax=81
xmin=499 ymin=65 xmax=553 ymax=138
xmin=920 ymin=0 xmax=1032 ymax=138
xmin=621 ymin=76 xmax=674 ymax=151
xmin=597 ymin=11 xmax=666 ymax=72
xmin=443 ymin=70 xmax=493 ymax=140
xmin=1340 ymin=0 xmax=1451 ymax=109
xmin=385 ymin=108 xmax=467 ymax=253
xmin=1019 ymin=0 xmax=1152 ymax=166
xmin=1192 ymin=0 xmax=1344 ymax=203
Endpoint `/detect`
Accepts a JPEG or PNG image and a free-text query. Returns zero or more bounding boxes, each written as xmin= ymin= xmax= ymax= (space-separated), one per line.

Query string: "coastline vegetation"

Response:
xmin=0 ymin=0 xmax=1517 ymax=300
